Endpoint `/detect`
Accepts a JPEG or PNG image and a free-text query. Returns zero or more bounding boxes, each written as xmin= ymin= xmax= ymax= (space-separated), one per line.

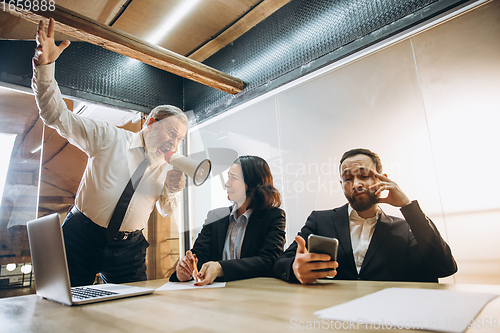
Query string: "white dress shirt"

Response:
xmin=32 ymin=62 xmax=179 ymax=231
xmin=348 ymin=205 xmax=381 ymax=273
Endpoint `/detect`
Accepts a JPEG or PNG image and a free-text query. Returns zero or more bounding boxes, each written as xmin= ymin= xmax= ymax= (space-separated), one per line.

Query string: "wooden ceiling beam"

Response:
xmin=189 ymin=0 xmax=292 ymax=62
xmin=6 ymin=5 xmax=244 ymax=94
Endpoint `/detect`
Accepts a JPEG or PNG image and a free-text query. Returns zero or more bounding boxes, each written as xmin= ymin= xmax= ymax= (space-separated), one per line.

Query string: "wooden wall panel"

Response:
xmin=146 ymin=211 xmax=180 ymax=280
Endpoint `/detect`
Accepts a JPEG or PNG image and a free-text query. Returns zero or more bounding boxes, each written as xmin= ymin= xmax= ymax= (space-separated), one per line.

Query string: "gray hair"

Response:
xmin=145 ymin=105 xmax=188 ymax=126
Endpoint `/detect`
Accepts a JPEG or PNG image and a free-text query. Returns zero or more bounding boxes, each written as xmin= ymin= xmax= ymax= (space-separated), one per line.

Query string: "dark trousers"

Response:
xmin=62 ymin=208 xmax=149 ymax=287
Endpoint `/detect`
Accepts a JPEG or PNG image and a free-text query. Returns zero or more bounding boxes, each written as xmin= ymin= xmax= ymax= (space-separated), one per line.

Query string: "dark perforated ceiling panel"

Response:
xmin=184 ymin=0 xmax=467 ymax=123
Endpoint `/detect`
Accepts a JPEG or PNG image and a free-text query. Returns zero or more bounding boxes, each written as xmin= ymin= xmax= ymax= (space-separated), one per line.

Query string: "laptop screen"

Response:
xmin=27 ymin=213 xmax=73 ymax=305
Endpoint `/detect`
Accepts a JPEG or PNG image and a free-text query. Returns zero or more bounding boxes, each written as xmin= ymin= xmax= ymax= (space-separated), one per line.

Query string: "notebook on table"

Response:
xmin=27 ymin=213 xmax=154 ymax=306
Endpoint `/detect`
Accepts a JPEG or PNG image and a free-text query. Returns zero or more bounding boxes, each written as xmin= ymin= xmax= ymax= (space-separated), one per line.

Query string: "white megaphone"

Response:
xmin=164 ymin=151 xmax=211 ymax=186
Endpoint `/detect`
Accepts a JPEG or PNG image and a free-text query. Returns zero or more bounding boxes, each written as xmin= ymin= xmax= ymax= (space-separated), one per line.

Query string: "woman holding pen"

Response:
xmin=170 ymin=155 xmax=286 ymax=286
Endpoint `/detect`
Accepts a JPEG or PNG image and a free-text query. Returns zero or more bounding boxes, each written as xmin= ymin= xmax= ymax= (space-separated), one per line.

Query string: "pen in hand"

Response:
xmin=192 ymin=254 xmax=200 ymax=282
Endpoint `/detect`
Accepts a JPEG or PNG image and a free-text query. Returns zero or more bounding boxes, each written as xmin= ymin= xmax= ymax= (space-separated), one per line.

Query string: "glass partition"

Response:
xmin=0 ymin=86 xmax=42 ymax=290
xmin=187 ymin=1 xmax=500 ymax=284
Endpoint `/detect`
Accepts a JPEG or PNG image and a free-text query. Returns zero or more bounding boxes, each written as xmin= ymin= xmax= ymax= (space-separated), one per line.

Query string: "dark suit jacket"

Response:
xmin=170 ymin=206 xmax=286 ymax=282
xmin=273 ymin=201 xmax=457 ymax=283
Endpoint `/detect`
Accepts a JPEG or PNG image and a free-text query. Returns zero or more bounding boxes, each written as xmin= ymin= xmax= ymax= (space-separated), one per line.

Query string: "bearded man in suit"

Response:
xmin=273 ymin=148 xmax=457 ymax=284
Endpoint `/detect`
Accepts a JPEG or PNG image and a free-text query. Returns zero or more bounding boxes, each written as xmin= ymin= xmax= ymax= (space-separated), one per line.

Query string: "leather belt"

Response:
xmin=69 ymin=205 xmax=141 ymax=241
xmin=70 ymin=205 xmax=85 ymax=219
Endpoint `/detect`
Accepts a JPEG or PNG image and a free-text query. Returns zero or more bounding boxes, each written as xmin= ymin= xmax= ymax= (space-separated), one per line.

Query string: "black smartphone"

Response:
xmin=307 ymin=234 xmax=338 ymax=272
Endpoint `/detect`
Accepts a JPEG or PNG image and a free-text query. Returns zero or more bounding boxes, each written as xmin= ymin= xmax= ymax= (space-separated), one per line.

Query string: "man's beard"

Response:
xmin=346 ymin=188 xmax=379 ymax=212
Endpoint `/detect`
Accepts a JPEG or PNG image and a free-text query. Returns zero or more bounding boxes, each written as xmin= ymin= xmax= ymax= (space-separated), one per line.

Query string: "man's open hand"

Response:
xmin=34 ymin=18 xmax=70 ymax=66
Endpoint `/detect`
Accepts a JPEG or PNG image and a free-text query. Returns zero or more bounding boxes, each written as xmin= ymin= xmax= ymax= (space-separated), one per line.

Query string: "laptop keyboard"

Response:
xmin=71 ymin=286 xmax=118 ymax=300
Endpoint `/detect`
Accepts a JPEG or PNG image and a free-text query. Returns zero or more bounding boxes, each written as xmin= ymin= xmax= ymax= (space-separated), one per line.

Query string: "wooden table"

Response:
xmin=1 ymin=278 xmax=499 ymax=332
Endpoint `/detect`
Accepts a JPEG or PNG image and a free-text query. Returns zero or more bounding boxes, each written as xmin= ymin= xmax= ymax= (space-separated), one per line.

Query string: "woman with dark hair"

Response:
xmin=170 ymin=155 xmax=286 ymax=285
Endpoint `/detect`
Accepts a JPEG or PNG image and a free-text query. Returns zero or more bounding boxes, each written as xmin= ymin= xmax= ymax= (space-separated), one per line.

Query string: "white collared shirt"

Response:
xmin=32 ymin=62 xmax=179 ymax=231
xmin=348 ymin=205 xmax=380 ymax=273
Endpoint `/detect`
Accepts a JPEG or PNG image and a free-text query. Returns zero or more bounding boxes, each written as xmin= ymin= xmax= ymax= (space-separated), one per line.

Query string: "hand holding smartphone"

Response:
xmin=307 ymin=234 xmax=338 ymax=274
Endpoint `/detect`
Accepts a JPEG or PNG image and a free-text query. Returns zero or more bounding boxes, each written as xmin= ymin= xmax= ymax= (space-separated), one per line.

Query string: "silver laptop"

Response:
xmin=27 ymin=213 xmax=154 ymax=305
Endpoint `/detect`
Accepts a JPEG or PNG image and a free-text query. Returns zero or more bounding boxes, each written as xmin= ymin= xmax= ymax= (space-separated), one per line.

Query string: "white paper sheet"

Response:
xmin=155 ymin=280 xmax=226 ymax=291
xmin=314 ymin=288 xmax=497 ymax=333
